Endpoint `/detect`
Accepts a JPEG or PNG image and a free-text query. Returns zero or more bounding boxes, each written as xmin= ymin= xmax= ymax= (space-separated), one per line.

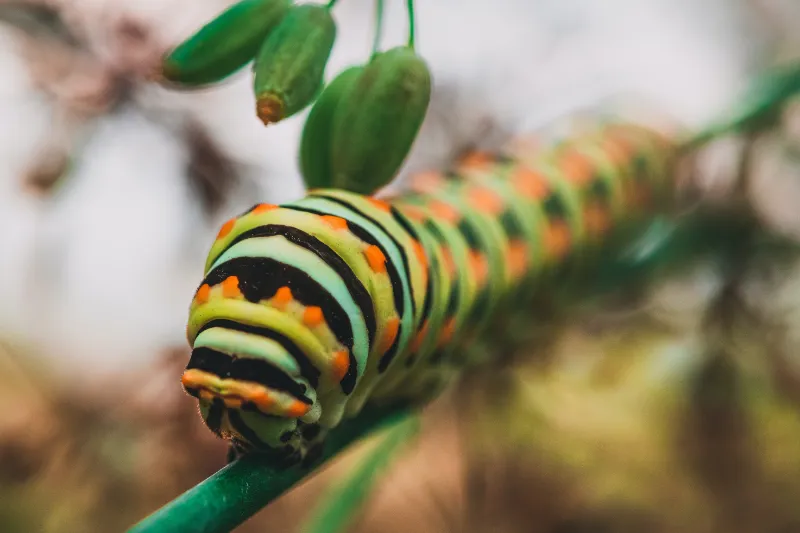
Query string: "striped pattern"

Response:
xmin=182 ymin=121 xmax=677 ymax=464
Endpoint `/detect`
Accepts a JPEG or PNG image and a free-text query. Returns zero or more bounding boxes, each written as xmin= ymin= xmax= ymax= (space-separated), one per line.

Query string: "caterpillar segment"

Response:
xmin=182 ymin=120 xmax=679 ymax=465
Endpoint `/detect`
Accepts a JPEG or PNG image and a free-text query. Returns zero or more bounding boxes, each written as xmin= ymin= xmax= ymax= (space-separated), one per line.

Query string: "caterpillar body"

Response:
xmin=182 ymin=120 xmax=677 ymax=465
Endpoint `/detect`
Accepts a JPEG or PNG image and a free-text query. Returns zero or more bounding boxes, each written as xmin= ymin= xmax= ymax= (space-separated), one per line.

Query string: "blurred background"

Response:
xmin=2 ymin=0 xmax=800 ymax=531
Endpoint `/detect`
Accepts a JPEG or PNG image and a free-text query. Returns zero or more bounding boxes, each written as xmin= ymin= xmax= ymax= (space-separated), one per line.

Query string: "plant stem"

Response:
xmin=326 ymin=0 xmax=339 ymax=9
xmin=406 ymin=0 xmax=415 ymax=49
xmin=371 ymin=0 xmax=384 ymax=58
xmin=125 ymin=406 xmax=412 ymax=533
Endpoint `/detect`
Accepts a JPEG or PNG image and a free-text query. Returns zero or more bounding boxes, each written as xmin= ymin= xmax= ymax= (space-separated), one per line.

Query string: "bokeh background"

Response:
xmin=2 ymin=0 xmax=800 ymax=531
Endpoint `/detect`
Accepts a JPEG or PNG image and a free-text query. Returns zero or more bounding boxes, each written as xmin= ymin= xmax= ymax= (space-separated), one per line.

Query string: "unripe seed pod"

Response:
xmin=299 ymin=65 xmax=365 ymax=190
xmin=160 ymin=0 xmax=291 ymax=88
xmin=253 ymin=4 xmax=337 ymax=125
xmin=330 ymin=46 xmax=431 ymax=195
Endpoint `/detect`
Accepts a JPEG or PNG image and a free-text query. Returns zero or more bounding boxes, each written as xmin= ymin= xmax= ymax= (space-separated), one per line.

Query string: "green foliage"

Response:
xmin=300 ymin=414 xmax=421 ymax=533
xmin=253 ymin=3 xmax=337 ymax=125
xmin=299 ymin=65 xmax=365 ymax=190
xmin=160 ymin=0 xmax=291 ymax=88
xmin=330 ymin=46 xmax=431 ymax=195
xmin=687 ymin=60 xmax=800 ymax=148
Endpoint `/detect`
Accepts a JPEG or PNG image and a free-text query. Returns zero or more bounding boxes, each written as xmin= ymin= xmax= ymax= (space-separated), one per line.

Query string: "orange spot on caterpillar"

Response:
xmin=507 ymin=240 xmax=528 ymax=279
xmin=367 ymin=197 xmax=391 ymax=212
xmin=439 ymin=317 xmax=456 ymax=346
xmin=320 ymin=215 xmax=348 ymax=230
xmin=560 ymin=151 xmax=593 ymax=186
xmin=469 ymin=251 xmax=489 ymax=286
xmin=286 ymin=400 xmax=309 ymax=418
xmin=380 ymin=317 xmax=400 ymax=354
xmin=467 ymin=187 xmax=504 ymax=215
xmin=398 ymin=204 xmax=427 ymax=222
xmin=199 ymin=390 xmax=214 ymax=401
xmin=222 ymin=276 xmax=242 ymax=298
xmin=252 ymin=203 xmax=277 ymax=214
xmin=332 ymin=350 xmax=350 ymax=381
xmin=544 ymin=221 xmax=571 ymax=259
xmin=428 ymin=200 xmax=461 ymax=224
xmin=195 ymin=284 xmax=211 ymax=304
xmin=584 ymin=203 xmax=611 ymax=236
xmin=364 ymin=245 xmax=386 ymax=273
xmin=511 ymin=166 xmax=550 ymax=199
xmin=441 ymin=248 xmax=456 ymax=276
xmin=249 ymin=390 xmax=273 ymax=410
xmin=303 ymin=306 xmax=324 ymax=328
xmin=223 ymin=397 xmax=243 ymax=409
xmin=458 ymin=150 xmax=494 ymax=170
xmin=272 ymin=286 xmax=293 ymax=309
xmin=411 ymin=320 xmax=429 ymax=352
xmin=216 ymin=218 xmax=236 ymax=240
xmin=410 ymin=171 xmax=447 ymax=193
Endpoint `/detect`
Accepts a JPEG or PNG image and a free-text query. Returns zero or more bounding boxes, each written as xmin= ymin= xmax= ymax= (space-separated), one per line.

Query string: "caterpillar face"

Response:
xmin=181 ymin=121 xmax=678 ymax=465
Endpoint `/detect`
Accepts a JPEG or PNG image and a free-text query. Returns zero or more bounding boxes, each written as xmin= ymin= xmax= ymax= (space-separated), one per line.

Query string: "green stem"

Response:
xmin=326 ymin=0 xmax=339 ymax=9
xmin=371 ymin=0 xmax=384 ymax=58
xmin=300 ymin=414 xmax=421 ymax=533
xmin=406 ymin=0 xmax=415 ymax=49
xmin=125 ymin=406 xmax=412 ymax=533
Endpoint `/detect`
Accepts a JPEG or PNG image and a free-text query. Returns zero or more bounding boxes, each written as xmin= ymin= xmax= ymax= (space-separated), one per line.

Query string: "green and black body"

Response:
xmin=182 ymin=119 xmax=679 ymax=466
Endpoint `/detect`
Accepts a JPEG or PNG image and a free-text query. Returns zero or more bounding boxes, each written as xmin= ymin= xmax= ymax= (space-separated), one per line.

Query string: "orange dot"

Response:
xmin=332 ymin=350 xmax=350 ymax=381
xmin=272 ymin=286 xmax=293 ymax=308
xmin=367 ymin=197 xmax=391 ymax=212
xmin=410 ymin=171 xmax=447 ymax=194
xmin=411 ymin=320 xmax=429 ymax=352
xmin=428 ymin=201 xmax=461 ymax=224
xmin=252 ymin=203 xmax=277 ymax=214
xmin=413 ymin=241 xmax=428 ymax=270
xmin=199 ymin=390 xmax=214 ymax=401
xmin=545 ymin=221 xmax=571 ymax=259
xmin=303 ymin=306 xmax=324 ymax=328
xmin=560 ymin=151 xmax=593 ymax=186
xmin=320 ymin=215 xmax=348 ymax=230
xmin=467 ymin=187 xmax=504 ymax=214
xmin=584 ymin=204 xmax=611 ymax=236
xmin=511 ymin=166 xmax=550 ymax=200
xmin=216 ymin=218 xmax=236 ymax=240
xmin=439 ymin=317 xmax=456 ymax=346
xmin=469 ymin=251 xmax=489 ymax=286
xmin=286 ymin=400 xmax=310 ymax=418
xmin=364 ymin=245 xmax=386 ymax=273
xmin=195 ymin=284 xmax=211 ymax=304
xmin=380 ymin=317 xmax=400 ymax=354
xmin=249 ymin=390 xmax=273 ymax=410
xmin=458 ymin=150 xmax=493 ymax=170
xmin=507 ymin=240 xmax=528 ymax=279
xmin=441 ymin=248 xmax=456 ymax=276
xmin=223 ymin=397 xmax=243 ymax=409
xmin=399 ymin=204 xmax=427 ymax=222
xmin=222 ymin=276 xmax=242 ymax=298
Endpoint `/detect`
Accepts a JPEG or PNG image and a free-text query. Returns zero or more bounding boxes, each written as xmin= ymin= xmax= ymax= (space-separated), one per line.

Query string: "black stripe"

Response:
xmin=228 ymin=409 xmax=271 ymax=449
xmin=205 ymin=399 xmax=224 ymax=436
xmin=186 ymin=346 xmax=311 ymax=403
xmin=378 ymin=324 xmax=403 ymax=373
xmin=390 ymin=206 xmax=435 ymax=330
xmin=203 ymin=256 xmax=355 ymax=356
xmin=198 ymin=319 xmax=321 ymax=389
xmin=342 ymin=351 xmax=358 ymax=395
xmin=213 ymin=224 xmax=376 ymax=349
xmin=306 ymin=194 xmax=416 ymax=317
xmin=284 ymin=205 xmax=406 ymax=322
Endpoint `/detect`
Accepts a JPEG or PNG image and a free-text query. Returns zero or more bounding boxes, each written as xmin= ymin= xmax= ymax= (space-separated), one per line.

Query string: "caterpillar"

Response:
xmin=181 ymin=119 xmax=677 ymax=466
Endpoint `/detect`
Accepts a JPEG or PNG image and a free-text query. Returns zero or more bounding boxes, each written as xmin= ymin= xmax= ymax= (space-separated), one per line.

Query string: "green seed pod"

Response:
xmin=299 ymin=65 xmax=365 ymax=191
xmin=160 ymin=0 xmax=291 ymax=88
xmin=253 ymin=4 xmax=337 ymax=125
xmin=330 ymin=46 xmax=431 ymax=195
